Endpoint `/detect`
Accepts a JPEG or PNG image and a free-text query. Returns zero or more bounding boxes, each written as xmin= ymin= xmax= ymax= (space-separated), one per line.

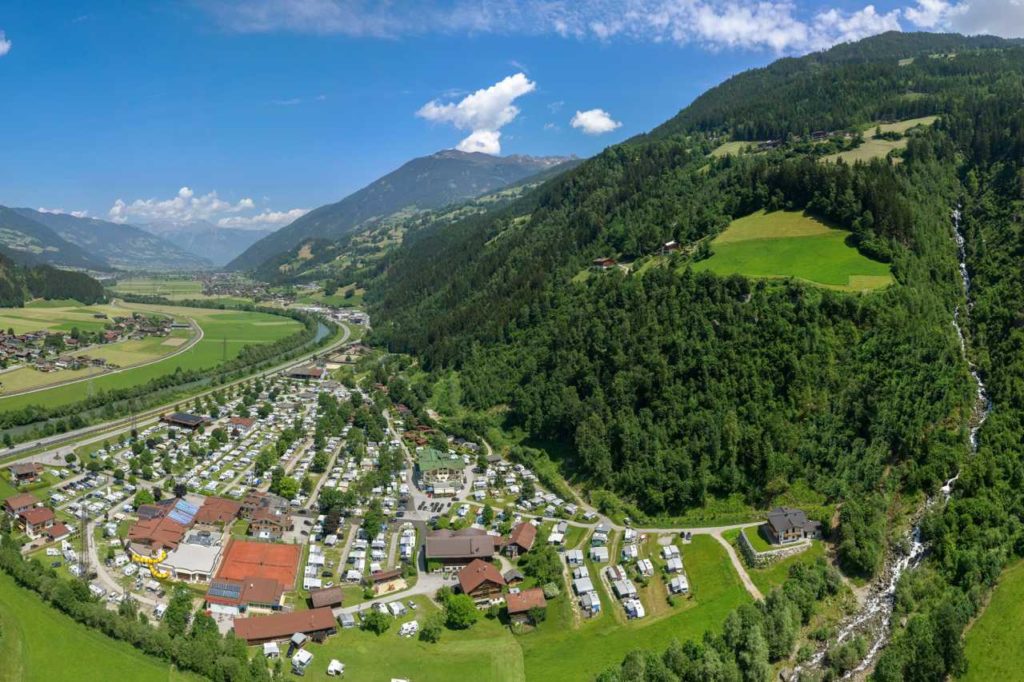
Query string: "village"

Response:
xmin=0 ymin=342 xmax=824 ymax=679
xmin=0 ymin=311 xmax=178 ymax=376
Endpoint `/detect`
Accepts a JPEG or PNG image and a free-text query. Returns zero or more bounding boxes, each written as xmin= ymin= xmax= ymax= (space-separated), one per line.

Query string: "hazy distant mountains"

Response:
xmin=227 ymin=150 xmax=576 ymax=271
xmin=12 ymin=208 xmax=211 ymax=271
xmin=139 ymin=220 xmax=274 ymax=267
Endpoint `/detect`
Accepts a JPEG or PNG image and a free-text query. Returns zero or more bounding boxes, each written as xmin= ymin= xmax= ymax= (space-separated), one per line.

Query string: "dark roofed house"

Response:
xmin=764 ymin=507 xmax=821 ymax=545
xmin=207 ymin=577 xmax=285 ymax=612
xmin=233 ymin=607 xmax=337 ymax=645
xmin=506 ymin=587 xmax=547 ymax=624
xmin=458 ymin=558 xmax=505 ymax=600
xmin=160 ymin=412 xmax=206 ymax=430
xmin=507 ymin=522 xmax=536 ymax=557
xmin=503 ymin=569 xmax=525 ymax=586
xmin=9 ymin=462 xmax=44 ymax=483
xmin=287 ymin=366 xmax=324 ymax=380
xmin=369 ymin=568 xmax=402 ymax=585
xmin=308 ymin=585 xmax=344 ymax=609
xmin=425 ymin=529 xmax=497 ymax=566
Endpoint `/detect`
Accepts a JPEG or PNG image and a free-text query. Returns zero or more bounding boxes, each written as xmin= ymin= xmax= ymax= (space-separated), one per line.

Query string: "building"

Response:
xmin=286 ymin=366 xmax=325 ymax=380
xmin=507 ymin=522 xmax=536 ymax=557
xmin=241 ymin=491 xmax=290 ymax=540
xmin=503 ymin=569 xmax=525 ymax=587
xmin=4 ymin=492 xmax=40 ymax=517
xmin=458 ymin=559 xmax=506 ymax=601
xmin=129 ymin=516 xmax=188 ymax=553
xmin=233 ymin=607 xmax=337 ymax=645
xmin=416 ymin=448 xmax=463 ymax=494
xmin=228 ymin=417 xmax=255 ymax=433
xmin=764 ymin=507 xmax=821 ymax=545
xmin=160 ymin=412 xmax=207 ymax=430
xmin=207 ymin=577 xmax=286 ymax=615
xmin=592 ymin=257 xmax=618 ymax=270
xmin=195 ymin=496 xmax=242 ymax=525
xmin=158 ymin=541 xmax=224 ymax=582
xmin=19 ymin=507 xmax=55 ymax=538
xmin=308 ymin=586 xmax=344 ymax=609
xmin=505 ymin=587 xmax=547 ymax=624
xmin=425 ymin=528 xmax=497 ymax=566
xmin=9 ymin=462 xmax=44 ymax=483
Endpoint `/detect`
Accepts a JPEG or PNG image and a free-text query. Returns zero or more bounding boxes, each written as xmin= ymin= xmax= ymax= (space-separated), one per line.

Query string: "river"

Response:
xmin=792 ymin=208 xmax=990 ymax=679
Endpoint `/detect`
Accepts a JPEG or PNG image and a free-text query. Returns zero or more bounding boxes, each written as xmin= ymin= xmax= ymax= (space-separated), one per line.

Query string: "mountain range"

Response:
xmin=226 ymin=150 xmax=576 ymax=272
xmin=137 ymin=220 xmax=273 ymax=268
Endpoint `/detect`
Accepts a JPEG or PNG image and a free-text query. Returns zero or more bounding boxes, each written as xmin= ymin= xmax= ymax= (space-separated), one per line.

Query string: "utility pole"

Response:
xmin=78 ymin=503 xmax=89 ymax=579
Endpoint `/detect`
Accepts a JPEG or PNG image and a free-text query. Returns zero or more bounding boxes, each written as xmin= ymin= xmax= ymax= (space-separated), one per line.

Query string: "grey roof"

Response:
xmin=766 ymin=507 xmax=812 ymax=534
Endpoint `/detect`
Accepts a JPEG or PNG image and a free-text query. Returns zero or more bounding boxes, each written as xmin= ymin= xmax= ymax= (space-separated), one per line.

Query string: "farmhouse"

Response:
xmin=19 ymin=506 xmax=55 ymax=538
xmin=506 ymin=587 xmax=547 ymax=624
xmin=506 ymin=522 xmax=536 ymax=557
xmin=9 ymin=462 xmax=44 ymax=483
xmin=458 ymin=559 xmax=506 ymax=601
xmin=4 ymin=492 xmax=40 ymax=517
xmin=592 ymin=257 xmax=618 ymax=270
xmin=194 ymin=496 xmax=242 ymax=525
xmin=160 ymin=412 xmax=207 ymax=430
xmin=425 ymin=528 xmax=497 ymax=566
xmin=232 ymin=607 xmax=337 ymax=645
xmin=764 ymin=507 xmax=821 ymax=545
xmin=308 ymin=585 xmax=344 ymax=609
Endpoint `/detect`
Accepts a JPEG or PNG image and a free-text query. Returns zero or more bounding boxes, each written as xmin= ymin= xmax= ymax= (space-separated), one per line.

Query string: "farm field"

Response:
xmin=692 ymin=210 xmax=893 ymax=291
xmin=0 ymin=303 xmax=302 ymax=412
xmin=0 ymin=573 xmax=198 ymax=682
xmin=109 ymin=278 xmax=203 ymax=298
xmin=962 ymin=559 xmax=1024 ymax=681
xmin=822 ymin=115 xmax=937 ymax=163
xmin=0 ymin=300 xmax=128 ymax=335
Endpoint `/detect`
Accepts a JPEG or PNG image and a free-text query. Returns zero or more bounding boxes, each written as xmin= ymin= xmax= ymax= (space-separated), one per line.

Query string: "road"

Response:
xmin=0 ymin=317 xmax=352 ymax=464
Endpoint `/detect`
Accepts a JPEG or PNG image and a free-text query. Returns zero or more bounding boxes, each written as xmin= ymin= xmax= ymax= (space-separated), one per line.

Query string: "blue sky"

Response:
xmin=0 ymin=0 xmax=1015 ymax=229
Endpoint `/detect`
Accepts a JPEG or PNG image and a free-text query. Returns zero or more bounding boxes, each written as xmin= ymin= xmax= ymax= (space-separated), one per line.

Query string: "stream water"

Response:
xmin=791 ymin=208 xmax=990 ymax=679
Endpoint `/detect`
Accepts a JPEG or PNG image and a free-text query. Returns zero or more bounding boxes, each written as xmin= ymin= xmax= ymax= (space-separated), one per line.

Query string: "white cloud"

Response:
xmin=108 ymin=186 xmax=257 ymax=225
xmin=38 ymin=207 xmax=89 ymax=218
xmin=0 ymin=30 xmax=11 ymax=57
xmin=571 ymin=108 xmax=622 ymax=135
xmin=417 ymin=73 xmax=536 ymax=155
xmin=201 ymin=1 xmax=950 ymax=53
xmin=905 ymin=0 xmax=1023 ymax=37
xmin=217 ymin=208 xmax=309 ymax=229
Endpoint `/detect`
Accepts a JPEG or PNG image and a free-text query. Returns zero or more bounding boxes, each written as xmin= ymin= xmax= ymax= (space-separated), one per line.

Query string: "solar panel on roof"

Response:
xmin=208 ymin=582 xmax=242 ymax=600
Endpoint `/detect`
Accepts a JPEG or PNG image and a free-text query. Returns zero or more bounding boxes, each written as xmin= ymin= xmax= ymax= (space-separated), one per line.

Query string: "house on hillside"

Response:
xmin=506 ymin=587 xmax=547 ymax=625
xmin=506 ymin=522 xmax=536 ymax=558
xmin=764 ymin=507 xmax=821 ymax=545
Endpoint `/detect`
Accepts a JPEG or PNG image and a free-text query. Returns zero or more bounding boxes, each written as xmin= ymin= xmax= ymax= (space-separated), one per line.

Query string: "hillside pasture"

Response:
xmin=962 ymin=559 xmax=1024 ymax=681
xmin=692 ymin=210 xmax=893 ymax=292
xmin=822 ymin=115 xmax=938 ymax=163
xmin=0 ymin=573 xmax=198 ymax=682
xmin=710 ymin=140 xmax=755 ymax=158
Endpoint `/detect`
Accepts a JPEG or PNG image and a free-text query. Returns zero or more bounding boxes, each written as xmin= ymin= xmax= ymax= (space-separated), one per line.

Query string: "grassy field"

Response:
xmin=0 ymin=303 xmax=301 ymax=411
xmin=692 ymin=210 xmax=893 ymax=291
xmin=823 ymin=115 xmax=938 ymax=163
xmin=748 ymin=541 xmax=825 ymax=596
xmin=962 ymin=559 xmax=1024 ymax=681
xmin=109 ymin=278 xmax=203 ymax=298
xmin=710 ymin=140 xmax=756 ymax=158
xmin=0 ymin=573 xmax=198 ymax=682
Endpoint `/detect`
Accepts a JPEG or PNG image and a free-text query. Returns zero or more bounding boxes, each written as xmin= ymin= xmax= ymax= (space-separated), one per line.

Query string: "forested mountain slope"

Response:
xmin=360 ymin=32 xmax=1024 ymax=681
xmin=0 ymin=252 xmax=105 ymax=307
xmin=12 ymin=208 xmax=211 ymax=271
xmin=0 ymin=206 xmax=107 ymax=270
xmin=226 ymin=150 xmax=574 ymax=272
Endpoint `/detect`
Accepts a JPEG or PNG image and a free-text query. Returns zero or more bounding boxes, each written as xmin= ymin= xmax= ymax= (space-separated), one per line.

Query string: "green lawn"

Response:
xmin=748 ymin=541 xmax=825 ymax=596
xmin=110 ymin=278 xmax=203 ymax=298
xmin=822 ymin=116 xmax=938 ymax=163
xmin=962 ymin=559 xmax=1024 ymax=681
xmin=710 ymin=141 xmax=757 ymax=158
xmin=0 ymin=572 xmax=199 ymax=682
xmin=692 ymin=210 xmax=893 ymax=291
xmin=0 ymin=304 xmax=302 ymax=411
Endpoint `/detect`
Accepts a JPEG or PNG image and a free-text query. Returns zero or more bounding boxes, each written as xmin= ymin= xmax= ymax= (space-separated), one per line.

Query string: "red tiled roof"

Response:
xmin=233 ymin=607 xmax=336 ymax=643
xmin=4 ymin=492 xmax=39 ymax=511
xmin=47 ymin=522 xmax=71 ymax=539
xmin=509 ymin=522 xmax=537 ymax=551
xmin=195 ymin=497 xmax=242 ymax=524
xmin=20 ymin=507 xmax=54 ymax=525
xmin=458 ymin=558 xmax=505 ymax=595
xmin=506 ymin=587 xmax=547 ymax=614
xmin=229 ymin=417 xmax=254 ymax=428
xmin=128 ymin=516 xmax=187 ymax=550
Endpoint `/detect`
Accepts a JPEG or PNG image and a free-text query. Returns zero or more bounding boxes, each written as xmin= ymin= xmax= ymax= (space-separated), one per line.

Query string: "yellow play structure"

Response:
xmin=130 ymin=549 xmax=170 ymax=579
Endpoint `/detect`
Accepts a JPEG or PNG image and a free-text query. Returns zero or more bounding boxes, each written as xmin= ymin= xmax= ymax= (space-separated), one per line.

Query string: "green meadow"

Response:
xmin=0 ymin=303 xmax=301 ymax=411
xmin=692 ymin=210 xmax=893 ymax=291
xmin=822 ymin=115 xmax=938 ymax=163
xmin=0 ymin=573 xmax=198 ymax=682
xmin=962 ymin=559 xmax=1024 ymax=681
xmin=109 ymin=278 xmax=203 ymax=299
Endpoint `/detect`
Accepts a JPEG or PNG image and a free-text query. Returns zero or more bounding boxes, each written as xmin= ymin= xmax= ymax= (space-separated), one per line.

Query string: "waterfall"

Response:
xmin=791 ymin=207 xmax=989 ymax=679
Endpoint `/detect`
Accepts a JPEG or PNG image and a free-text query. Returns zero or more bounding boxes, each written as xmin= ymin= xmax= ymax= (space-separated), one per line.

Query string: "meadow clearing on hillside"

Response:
xmin=822 ymin=115 xmax=938 ymax=163
xmin=962 ymin=559 xmax=1024 ymax=681
xmin=692 ymin=210 xmax=893 ymax=291
xmin=0 ymin=573 xmax=198 ymax=682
